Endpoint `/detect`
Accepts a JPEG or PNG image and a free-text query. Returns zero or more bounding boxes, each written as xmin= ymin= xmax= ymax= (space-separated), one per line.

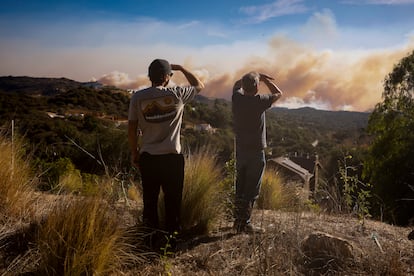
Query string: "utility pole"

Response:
xmin=314 ymin=154 xmax=319 ymax=192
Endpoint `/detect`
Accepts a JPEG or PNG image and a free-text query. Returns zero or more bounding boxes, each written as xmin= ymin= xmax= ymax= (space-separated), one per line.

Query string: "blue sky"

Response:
xmin=1 ymin=0 xmax=414 ymax=111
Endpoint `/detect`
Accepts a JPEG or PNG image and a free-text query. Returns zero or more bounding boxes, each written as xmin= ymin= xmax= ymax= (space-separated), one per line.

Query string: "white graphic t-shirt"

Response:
xmin=128 ymin=86 xmax=197 ymax=154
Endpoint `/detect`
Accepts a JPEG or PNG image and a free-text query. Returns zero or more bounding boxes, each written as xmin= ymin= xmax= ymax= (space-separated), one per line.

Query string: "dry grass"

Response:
xmin=180 ymin=149 xmax=224 ymax=235
xmin=159 ymin=210 xmax=414 ymax=276
xmin=1 ymin=137 xmax=413 ymax=275
xmin=0 ymin=134 xmax=37 ymax=222
xmin=2 ymin=189 xmax=414 ymax=275
xmin=0 ymin=134 xmax=150 ymax=275
xmin=156 ymin=149 xmax=225 ymax=234
xmin=35 ymin=196 xmax=147 ymax=275
xmin=257 ymin=168 xmax=303 ymax=211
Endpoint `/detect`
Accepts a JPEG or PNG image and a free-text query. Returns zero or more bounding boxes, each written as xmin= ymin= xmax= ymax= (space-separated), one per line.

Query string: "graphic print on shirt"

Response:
xmin=141 ymin=95 xmax=178 ymax=123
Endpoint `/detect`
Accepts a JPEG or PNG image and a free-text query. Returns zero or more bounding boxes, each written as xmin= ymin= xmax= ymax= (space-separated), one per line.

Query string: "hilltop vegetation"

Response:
xmin=0 ymin=75 xmax=369 ymax=178
xmin=0 ymin=77 xmax=131 ymax=177
xmin=267 ymin=107 xmax=369 ymax=157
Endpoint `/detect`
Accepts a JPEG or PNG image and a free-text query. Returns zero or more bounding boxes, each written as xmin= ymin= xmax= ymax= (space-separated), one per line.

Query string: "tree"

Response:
xmin=364 ymin=50 xmax=414 ymax=225
xmin=210 ymin=99 xmax=232 ymax=129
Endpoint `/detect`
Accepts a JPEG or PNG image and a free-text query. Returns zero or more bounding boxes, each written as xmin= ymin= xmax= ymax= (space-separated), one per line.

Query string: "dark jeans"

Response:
xmin=139 ymin=152 xmax=184 ymax=233
xmin=234 ymin=149 xmax=266 ymax=225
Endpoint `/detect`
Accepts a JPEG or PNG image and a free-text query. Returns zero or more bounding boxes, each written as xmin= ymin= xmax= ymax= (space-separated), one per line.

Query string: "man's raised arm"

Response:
xmin=260 ymin=73 xmax=283 ymax=103
xmin=171 ymin=64 xmax=204 ymax=92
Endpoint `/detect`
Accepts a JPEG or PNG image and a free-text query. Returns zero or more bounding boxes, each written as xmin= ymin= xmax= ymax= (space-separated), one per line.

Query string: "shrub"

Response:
xmin=220 ymin=157 xmax=236 ymax=219
xmin=339 ymin=154 xmax=372 ymax=223
xmin=56 ymin=164 xmax=83 ymax=194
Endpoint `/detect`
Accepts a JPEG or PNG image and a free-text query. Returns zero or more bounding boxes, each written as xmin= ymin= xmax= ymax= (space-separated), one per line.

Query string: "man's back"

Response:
xmin=129 ymin=85 xmax=197 ymax=154
xmin=232 ymin=91 xmax=273 ymax=151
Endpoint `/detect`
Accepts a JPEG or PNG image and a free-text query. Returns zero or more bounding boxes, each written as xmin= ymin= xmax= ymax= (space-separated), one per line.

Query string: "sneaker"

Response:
xmin=243 ymin=223 xmax=265 ymax=234
xmin=233 ymin=222 xmax=265 ymax=234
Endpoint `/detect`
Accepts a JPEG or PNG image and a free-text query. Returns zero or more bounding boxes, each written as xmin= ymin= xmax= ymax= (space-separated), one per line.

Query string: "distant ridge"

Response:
xmin=0 ymin=76 xmax=102 ymax=96
xmin=273 ymin=105 xmax=370 ymax=114
xmin=269 ymin=106 xmax=370 ymax=131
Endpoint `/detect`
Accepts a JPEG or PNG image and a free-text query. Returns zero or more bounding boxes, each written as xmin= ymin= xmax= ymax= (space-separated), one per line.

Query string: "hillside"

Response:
xmin=0 ymin=76 xmax=370 ymax=177
xmin=1 ymin=193 xmax=413 ymax=275
xmin=0 ymin=76 xmax=128 ymax=116
xmin=0 ymin=76 xmax=81 ymax=95
xmin=1 ymin=76 xmax=413 ymax=275
xmin=0 ymin=76 xmax=369 ymax=130
xmin=0 ymin=75 xmax=369 ymax=121
xmin=152 ymin=210 xmax=414 ymax=275
xmin=270 ymin=106 xmax=369 ymax=132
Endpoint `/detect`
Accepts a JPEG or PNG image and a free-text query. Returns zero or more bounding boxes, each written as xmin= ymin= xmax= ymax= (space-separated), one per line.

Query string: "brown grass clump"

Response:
xmin=180 ymin=149 xmax=224 ymax=234
xmin=127 ymin=184 xmax=141 ymax=202
xmin=0 ymin=134 xmax=37 ymax=222
xmin=35 ymin=196 xmax=146 ymax=275
xmin=257 ymin=168 xmax=303 ymax=211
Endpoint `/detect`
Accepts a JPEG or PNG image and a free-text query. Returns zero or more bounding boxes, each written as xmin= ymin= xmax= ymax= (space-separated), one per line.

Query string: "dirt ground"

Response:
xmin=1 ymin=198 xmax=413 ymax=275
xmin=123 ymin=207 xmax=414 ymax=275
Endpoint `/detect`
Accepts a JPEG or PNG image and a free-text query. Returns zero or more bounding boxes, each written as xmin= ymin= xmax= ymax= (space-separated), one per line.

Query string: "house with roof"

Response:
xmin=268 ymin=154 xmax=320 ymax=198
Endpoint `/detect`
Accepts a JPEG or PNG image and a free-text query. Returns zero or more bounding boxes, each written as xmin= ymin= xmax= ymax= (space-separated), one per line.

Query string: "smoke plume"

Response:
xmin=98 ymin=36 xmax=414 ymax=111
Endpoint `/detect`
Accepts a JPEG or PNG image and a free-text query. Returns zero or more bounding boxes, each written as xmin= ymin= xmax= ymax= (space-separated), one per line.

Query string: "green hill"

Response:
xmin=0 ymin=76 xmax=370 ymax=182
xmin=270 ymin=106 xmax=369 ymax=131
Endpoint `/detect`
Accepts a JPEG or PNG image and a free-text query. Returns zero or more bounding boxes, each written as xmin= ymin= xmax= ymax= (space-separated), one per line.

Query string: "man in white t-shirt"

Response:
xmin=128 ymin=59 xmax=204 ymax=236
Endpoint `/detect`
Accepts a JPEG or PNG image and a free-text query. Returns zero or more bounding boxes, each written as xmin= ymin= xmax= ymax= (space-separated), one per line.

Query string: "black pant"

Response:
xmin=139 ymin=152 xmax=184 ymax=233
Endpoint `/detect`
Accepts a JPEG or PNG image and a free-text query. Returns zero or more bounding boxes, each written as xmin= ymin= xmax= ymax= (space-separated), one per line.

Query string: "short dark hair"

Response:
xmin=148 ymin=59 xmax=172 ymax=83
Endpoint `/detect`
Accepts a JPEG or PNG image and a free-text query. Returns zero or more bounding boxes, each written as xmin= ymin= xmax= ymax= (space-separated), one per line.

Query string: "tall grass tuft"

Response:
xmin=257 ymin=168 xmax=302 ymax=211
xmin=36 ymin=196 xmax=145 ymax=275
xmin=180 ymin=148 xmax=224 ymax=235
xmin=0 ymin=133 xmax=36 ymax=222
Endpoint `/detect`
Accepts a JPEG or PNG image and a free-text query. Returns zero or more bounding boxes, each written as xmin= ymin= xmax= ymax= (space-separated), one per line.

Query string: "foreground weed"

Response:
xmin=339 ymin=154 xmax=372 ymax=225
xmin=159 ymin=231 xmax=177 ymax=276
xmin=221 ymin=157 xmax=236 ymax=219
